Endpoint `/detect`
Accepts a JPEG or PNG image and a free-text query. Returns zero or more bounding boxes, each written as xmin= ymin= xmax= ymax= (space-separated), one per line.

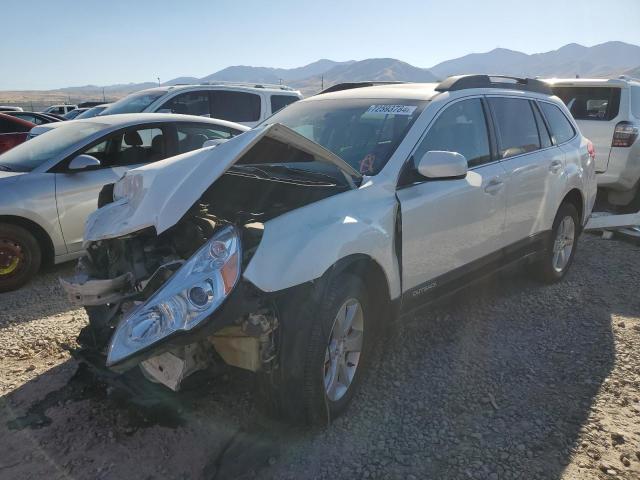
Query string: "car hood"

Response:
xmin=84 ymin=123 xmax=361 ymax=243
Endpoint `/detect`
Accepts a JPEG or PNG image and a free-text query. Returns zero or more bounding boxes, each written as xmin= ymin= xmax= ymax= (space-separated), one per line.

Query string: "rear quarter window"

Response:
xmin=538 ymin=102 xmax=576 ymax=145
xmin=552 ymin=86 xmax=621 ymax=121
xmin=270 ymin=95 xmax=299 ymax=114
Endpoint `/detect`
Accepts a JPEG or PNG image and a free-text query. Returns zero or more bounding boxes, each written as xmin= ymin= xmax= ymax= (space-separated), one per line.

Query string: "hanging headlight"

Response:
xmin=107 ymin=225 xmax=241 ymax=367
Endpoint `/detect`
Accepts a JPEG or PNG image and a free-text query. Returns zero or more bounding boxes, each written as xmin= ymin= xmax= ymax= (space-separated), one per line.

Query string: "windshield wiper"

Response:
xmin=230 ymin=164 xmax=339 ymax=186
xmin=0 ymin=164 xmax=14 ymax=172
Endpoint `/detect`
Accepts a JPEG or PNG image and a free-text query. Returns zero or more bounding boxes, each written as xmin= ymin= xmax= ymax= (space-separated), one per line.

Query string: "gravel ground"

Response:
xmin=0 ymin=233 xmax=639 ymax=480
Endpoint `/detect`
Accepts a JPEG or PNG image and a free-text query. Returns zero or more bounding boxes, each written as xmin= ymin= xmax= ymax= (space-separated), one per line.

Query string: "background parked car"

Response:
xmin=63 ymin=108 xmax=90 ymax=120
xmin=99 ymin=83 xmax=302 ymax=127
xmin=5 ymin=111 xmax=62 ymax=125
xmin=546 ymin=77 xmax=640 ymax=209
xmin=75 ymin=104 xmax=111 ymax=119
xmin=0 ymin=112 xmax=34 ymax=154
xmin=0 ymin=113 xmax=249 ymax=291
xmin=42 ymin=104 xmax=77 ymax=115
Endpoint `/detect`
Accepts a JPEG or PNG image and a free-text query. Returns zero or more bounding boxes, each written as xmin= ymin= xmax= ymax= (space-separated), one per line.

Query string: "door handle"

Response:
xmin=549 ymin=160 xmax=563 ymax=174
xmin=484 ymin=178 xmax=504 ymax=195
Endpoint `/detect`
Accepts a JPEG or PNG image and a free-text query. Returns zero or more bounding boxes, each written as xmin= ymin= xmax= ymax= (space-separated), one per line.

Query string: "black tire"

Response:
xmin=530 ymin=202 xmax=580 ymax=283
xmin=257 ymin=273 xmax=375 ymax=425
xmin=0 ymin=223 xmax=41 ymax=293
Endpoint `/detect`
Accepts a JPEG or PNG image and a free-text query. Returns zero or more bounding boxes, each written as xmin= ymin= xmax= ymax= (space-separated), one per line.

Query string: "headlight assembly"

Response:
xmin=106 ymin=225 xmax=241 ymax=367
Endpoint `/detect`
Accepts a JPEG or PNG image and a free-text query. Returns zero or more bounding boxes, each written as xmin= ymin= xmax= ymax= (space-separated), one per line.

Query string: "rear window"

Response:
xmin=538 ymin=102 xmax=576 ymax=145
xmin=552 ymin=86 xmax=621 ymax=121
xmin=488 ymin=97 xmax=541 ymax=158
xmin=270 ymin=95 xmax=299 ymax=114
xmin=211 ymin=91 xmax=261 ymax=122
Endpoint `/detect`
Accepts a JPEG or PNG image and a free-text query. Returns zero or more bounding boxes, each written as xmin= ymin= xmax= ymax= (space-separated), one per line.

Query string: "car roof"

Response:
xmin=138 ymin=84 xmax=301 ymax=96
xmin=543 ymin=77 xmax=640 ymax=88
xmin=305 ymin=82 xmax=441 ymax=101
xmin=30 ymin=113 xmax=250 ymax=132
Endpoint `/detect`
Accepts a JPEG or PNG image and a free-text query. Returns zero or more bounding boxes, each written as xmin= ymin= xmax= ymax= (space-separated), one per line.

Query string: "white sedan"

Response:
xmin=0 ymin=113 xmax=248 ymax=291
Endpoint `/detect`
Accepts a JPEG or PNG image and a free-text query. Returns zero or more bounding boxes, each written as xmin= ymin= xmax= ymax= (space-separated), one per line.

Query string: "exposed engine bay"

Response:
xmin=62 ymin=157 xmax=351 ymax=391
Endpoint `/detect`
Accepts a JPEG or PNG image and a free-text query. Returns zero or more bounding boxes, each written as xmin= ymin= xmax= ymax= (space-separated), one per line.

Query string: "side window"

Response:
xmin=539 ymin=102 xmax=576 ymax=145
xmin=79 ymin=127 xmax=166 ymax=168
xmin=414 ymin=98 xmax=491 ymax=168
xmin=488 ymin=97 xmax=540 ymax=158
xmin=175 ymin=124 xmax=236 ymax=154
xmin=531 ymin=102 xmax=552 ymax=148
xmin=211 ymin=91 xmax=261 ymax=122
xmin=161 ymin=92 xmax=210 ymax=116
xmin=270 ymin=95 xmax=299 ymax=114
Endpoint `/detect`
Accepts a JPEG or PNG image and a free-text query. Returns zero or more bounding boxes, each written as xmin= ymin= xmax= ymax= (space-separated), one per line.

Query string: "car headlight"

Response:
xmin=113 ymin=173 xmax=144 ymax=205
xmin=107 ymin=225 xmax=241 ymax=367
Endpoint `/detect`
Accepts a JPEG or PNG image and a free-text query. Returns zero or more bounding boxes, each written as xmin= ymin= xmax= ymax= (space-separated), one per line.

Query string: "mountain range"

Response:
xmin=3 ymin=41 xmax=640 ymax=103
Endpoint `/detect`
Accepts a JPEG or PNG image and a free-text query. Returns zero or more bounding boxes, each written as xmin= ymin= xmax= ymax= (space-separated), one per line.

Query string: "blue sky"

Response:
xmin=2 ymin=0 xmax=639 ymax=90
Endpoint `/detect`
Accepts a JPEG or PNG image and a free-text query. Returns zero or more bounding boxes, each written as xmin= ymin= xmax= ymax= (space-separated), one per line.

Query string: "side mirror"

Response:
xmin=416 ymin=151 xmax=468 ymax=179
xmin=68 ymin=154 xmax=101 ymax=171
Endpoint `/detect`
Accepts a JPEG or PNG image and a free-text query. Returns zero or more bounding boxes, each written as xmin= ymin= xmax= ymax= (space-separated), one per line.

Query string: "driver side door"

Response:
xmin=54 ymin=125 xmax=169 ymax=253
xmin=396 ymin=97 xmax=508 ymax=309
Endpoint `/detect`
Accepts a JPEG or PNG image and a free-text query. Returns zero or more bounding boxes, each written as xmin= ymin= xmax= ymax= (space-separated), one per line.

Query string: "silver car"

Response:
xmin=0 ymin=113 xmax=248 ymax=292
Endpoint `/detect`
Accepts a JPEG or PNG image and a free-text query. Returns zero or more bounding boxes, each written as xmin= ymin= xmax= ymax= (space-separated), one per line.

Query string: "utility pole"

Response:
xmin=102 ymin=87 xmax=106 ymax=102
xmin=157 ymin=77 xmax=161 ymax=86
xmin=321 ymin=75 xmax=324 ymax=91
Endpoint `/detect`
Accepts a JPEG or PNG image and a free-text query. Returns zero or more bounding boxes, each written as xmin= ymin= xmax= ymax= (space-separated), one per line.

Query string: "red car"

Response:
xmin=0 ymin=113 xmax=34 ymax=154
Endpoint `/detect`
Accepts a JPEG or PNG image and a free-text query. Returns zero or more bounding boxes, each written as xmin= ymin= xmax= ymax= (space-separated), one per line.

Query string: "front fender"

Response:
xmin=243 ymin=184 xmax=401 ymax=300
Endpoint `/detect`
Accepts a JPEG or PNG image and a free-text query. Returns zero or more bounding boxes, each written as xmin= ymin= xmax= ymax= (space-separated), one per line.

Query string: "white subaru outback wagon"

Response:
xmin=63 ymin=75 xmax=597 ymax=424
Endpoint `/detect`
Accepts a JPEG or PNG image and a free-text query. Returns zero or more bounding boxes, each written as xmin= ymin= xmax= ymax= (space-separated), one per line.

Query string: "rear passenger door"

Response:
xmin=54 ymin=125 xmax=169 ymax=253
xmin=397 ymin=97 xmax=508 ymax=300
xmin=487 ymin=96 xmax=565 ymax=247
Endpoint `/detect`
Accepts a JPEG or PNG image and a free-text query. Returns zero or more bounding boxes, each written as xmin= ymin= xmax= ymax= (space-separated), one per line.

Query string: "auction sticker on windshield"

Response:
xmin=366 ymin=104 xmax=417 ymax=115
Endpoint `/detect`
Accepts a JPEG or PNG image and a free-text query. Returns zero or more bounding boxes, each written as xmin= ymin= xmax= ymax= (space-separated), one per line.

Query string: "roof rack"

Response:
xmin=318 ymin=81 xmax=407 ymax=95
xmin=199 ymin=81 xmax=296 ymax=91
xmin=435 ymin=75 xmax=552 ymax=95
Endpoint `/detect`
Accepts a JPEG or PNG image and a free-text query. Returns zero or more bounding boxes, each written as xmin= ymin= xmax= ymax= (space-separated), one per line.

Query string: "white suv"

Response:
xmin=545 ymin=77 xmax=640 ymax=208
xmin=63 ymin=75 xmax=596 ymax=424
xmin=99 ymin=83 xmax=302 ymax=127
xmin=43 ymin=104 xmax=77 ymax=115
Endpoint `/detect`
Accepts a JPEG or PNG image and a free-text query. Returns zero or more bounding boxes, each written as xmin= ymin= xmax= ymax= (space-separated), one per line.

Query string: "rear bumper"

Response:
xmin=597 ymin=147 xmax=640 ymax=191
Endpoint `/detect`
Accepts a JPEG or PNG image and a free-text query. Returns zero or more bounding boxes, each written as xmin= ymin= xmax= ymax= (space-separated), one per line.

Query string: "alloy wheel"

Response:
xmin=552 ymin=216 xmax=575 ymax=273
xmin=323 ymin=298 xmax=364 ymax=402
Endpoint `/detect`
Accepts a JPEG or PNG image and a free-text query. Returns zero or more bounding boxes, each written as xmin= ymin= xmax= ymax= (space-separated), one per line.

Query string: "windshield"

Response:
xmin=265 ymin=98 xmax=427 ymax=175
xmin=100 ymin=89 xmax=167 ymax=115
xmin=76 ymin=106 xmax=107 ymax=119
xmin=0 ymin=122 xmax=105 ymax=172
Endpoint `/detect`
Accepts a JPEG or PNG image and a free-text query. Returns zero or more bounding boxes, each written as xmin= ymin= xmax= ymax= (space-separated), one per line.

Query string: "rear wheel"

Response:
xmin=0 ymin=223 xmax=41 ymax=292
xmin=530 ymin=203 xmax=579 ymax=283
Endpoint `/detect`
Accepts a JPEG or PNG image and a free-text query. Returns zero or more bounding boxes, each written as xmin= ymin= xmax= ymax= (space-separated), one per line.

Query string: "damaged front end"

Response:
xmin=61 ymin=123 xmax=357 ymax=391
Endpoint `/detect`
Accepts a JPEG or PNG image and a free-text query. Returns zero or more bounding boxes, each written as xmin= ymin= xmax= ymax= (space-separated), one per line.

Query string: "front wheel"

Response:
xmin=257 ymin=273 xmax=374 ymax=425
xmin=530 ymin=202 xmax=580 ymax=283
xmin=0 ymin=223 xmax=41 ymax=293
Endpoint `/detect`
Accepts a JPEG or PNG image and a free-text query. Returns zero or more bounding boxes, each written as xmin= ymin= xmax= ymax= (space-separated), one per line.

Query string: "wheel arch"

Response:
xmin=0 ymin=215 xmax=55 ymax=266
xmin=323 ymin=254 xmax=396 ymax=325
xmin=561 ymin=188 xmax=584 ymax=227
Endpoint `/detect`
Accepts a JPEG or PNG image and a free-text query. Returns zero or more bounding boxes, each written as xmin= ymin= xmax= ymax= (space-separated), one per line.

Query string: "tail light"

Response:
xmin=587 ymin=140 xmax=595 ymax=161
xmin=612 ymin=121 xmax=639 ymax=147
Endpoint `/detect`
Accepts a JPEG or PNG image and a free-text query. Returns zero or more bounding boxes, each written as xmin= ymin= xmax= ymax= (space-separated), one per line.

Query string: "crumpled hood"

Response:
xmin=84 ymin=123 xmax=360 ymax=243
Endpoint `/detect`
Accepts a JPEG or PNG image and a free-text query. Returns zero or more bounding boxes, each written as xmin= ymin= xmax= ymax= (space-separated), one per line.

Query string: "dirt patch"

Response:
xmin=0 ymin=234 xmax=638 ymax=479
